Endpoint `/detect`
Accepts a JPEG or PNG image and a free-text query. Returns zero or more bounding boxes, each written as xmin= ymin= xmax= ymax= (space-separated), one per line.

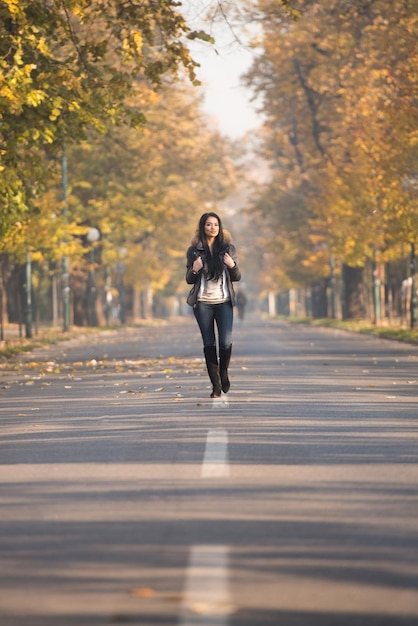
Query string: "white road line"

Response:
xmin=201 ymin=428 xmax=230 ymax=478
xmin=179 ymin=545 xmax=233 ymax=625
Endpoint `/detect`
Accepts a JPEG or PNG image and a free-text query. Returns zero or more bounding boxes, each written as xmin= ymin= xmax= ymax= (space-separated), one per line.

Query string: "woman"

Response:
xmin=186 ymin=212 xmax=241 ymax=397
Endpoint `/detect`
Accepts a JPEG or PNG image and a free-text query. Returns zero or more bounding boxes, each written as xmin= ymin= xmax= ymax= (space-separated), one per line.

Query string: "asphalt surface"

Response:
xmin=0 ymin=315 xmax=417 ymax=625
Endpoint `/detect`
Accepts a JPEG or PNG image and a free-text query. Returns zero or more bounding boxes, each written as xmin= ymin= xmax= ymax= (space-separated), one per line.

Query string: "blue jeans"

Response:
xmin=193 ymin=301 xmax=233 ymax=349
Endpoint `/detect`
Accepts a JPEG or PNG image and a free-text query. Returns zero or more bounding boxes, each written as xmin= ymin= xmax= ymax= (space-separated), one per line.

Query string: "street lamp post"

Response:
xmin=330 ymin=253 xmax=336 ymax=319
xmin=25 ymin=250 xmax=32 ymax=339
xmin=116 ymin=247 xmax=127 ymax=324
xmin=372 ymin=253 xmax=381 ymax=325
xmin=86 ymin=227 xmax=101 ymax=327
xmin=62 ymin=146 xmax=70 ymax=332
xmin=410 ymin=243 xmax=417 ymax=329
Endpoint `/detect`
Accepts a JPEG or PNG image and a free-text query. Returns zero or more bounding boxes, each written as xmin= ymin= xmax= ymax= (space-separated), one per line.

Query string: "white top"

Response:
xmin=198 ymin=270 xmax=230 ymax=304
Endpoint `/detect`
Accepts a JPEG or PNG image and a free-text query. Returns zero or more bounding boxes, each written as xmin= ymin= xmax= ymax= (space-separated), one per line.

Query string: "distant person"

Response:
xmin=186 ymin=212 xmax=241 ymax=398
xmin=236 ymin=289 xmax=247 ymax=321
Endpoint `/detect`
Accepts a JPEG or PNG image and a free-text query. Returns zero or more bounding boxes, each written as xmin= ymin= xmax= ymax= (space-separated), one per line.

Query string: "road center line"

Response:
xmin=201 ymin=428 xmax=230 ymax=478
xmin=179 ymin=544 xmax=233 ymax=625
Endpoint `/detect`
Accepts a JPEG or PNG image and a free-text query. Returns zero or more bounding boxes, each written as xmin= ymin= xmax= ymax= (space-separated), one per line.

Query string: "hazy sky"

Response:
xmin=193 ymin=43 xmax=261 ymax=138
xmin=183 ymin=1 xmax=262 ymax=138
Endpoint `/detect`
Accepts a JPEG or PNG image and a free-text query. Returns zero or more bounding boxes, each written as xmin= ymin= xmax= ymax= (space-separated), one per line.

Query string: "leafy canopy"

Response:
xmin=0 ymin=0 xmax=211 ymax=240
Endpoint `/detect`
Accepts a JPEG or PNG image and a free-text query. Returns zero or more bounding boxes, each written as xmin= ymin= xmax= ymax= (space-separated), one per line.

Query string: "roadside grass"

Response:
xmin=0 ymin=326 xmax=110 ymax=360
xmin=278 ymin=315 xmax=418 ymax=344
xmin=0 ymin=319 xmax=172 ymax=360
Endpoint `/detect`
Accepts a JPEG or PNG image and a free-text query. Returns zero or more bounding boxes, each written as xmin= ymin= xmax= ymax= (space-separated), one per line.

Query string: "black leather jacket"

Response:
xmin=186 ymin=240 xmax=241 ymax=307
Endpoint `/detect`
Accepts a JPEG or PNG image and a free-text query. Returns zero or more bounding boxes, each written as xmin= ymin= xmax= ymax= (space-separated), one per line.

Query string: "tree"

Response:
xmin=0 ymin=0 xmax=211 ymax=241
xmin=25 ymin=77 xmax=237 ymax=324
xmin=243 ymin=0 xmax=418 ymax=318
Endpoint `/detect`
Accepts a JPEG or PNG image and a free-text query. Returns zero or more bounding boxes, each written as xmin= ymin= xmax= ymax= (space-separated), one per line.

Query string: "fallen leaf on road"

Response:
xmin=130 ymin=587 xmax=156 ymax=597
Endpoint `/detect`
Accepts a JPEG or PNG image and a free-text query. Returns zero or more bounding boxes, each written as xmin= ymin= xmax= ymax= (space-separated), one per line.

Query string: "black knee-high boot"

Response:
xmin=204 ymin=346 xmax=222 ymax=398
xmin=219 ymin=344 xmax=232 ymax=394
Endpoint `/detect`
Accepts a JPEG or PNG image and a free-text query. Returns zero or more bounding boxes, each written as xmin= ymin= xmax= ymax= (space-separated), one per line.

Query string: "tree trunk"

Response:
xmin=342 ymin=264 xmax=365 ymax=320
xmin=311 ymin=280 xmax=328 ymax=318
xmin=0 ymin=255 xmax=8 ymax=341
xmin=72 ymin=265 xmax=88 ymax=326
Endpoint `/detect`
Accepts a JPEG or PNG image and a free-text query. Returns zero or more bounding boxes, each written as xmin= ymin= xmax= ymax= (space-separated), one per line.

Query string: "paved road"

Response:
xmin=0 ymin=315 xmax=417 ymax=626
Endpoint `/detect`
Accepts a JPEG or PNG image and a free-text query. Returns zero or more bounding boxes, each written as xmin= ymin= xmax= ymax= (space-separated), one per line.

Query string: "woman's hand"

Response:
xmin=192 ymin=256 xmax=203 ymax=273
xmin=223 ymin=252 xmax=236 ymax=269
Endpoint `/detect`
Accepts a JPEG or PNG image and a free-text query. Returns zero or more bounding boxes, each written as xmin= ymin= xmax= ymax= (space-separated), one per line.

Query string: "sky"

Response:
xmin=191 ymin=42 xmax=261 ymax=138
xmin=182 ymin=1 xmax=262 ymax=139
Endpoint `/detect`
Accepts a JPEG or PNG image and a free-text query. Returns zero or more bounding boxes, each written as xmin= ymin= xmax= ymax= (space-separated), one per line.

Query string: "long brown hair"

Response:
xmin=193 ymin=212 xmax=228 ymax=281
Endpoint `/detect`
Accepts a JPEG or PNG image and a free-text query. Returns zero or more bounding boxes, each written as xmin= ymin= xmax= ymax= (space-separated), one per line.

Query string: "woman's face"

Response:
xmin=204 ymin=217 xmax=219 ymax=239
